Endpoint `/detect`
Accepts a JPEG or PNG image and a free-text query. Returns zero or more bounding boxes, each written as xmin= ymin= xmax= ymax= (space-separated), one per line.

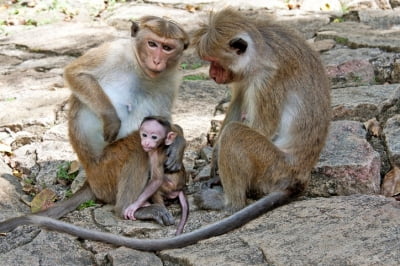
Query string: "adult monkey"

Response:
xmin=0 ymin=8 xmax=330 ymax=251
xmin=0 ymin=16 xmax=190 ymax=226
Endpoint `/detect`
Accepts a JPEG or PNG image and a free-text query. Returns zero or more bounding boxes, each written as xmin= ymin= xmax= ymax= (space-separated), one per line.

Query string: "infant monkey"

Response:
xmin=124 ymin=116 xmax=188 ymax=235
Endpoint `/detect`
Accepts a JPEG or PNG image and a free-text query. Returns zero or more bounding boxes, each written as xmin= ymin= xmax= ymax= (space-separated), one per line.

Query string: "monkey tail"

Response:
xmin=0 ymin=184 xmax=94 ymax=233
xmin=36 ymin=184 xmax=95 ymax=219
xmin=1 ymin=191 xmax=290 ymax=251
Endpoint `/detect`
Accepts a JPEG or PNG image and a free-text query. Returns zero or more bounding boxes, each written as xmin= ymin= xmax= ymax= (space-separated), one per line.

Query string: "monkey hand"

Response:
xmin=134 ymin=204 xmax=175 ymax=226
xmin=123 ymin=203 xmax=140 ymax=220
xmin=165 ymin=135 xmax=185 ymax=171
xmin=102 ymin=112 xmax=121 ymax=143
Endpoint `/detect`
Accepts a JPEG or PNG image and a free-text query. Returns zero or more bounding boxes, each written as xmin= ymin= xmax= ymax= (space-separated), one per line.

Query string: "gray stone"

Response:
xmin=310 ymin=121 xmax=381 ymax=196
xmin=107 ymin=247 xmax=163 ymax=266
xmin=326 ymin=58 xmax=376 ymax=88
xmin=383 ymin=115 xmax=400 ymax=167
xmin=0 ymin=230 xmax=94 ymax=265
xmin=317 ymin=21 xmax=400 ymax=52
xmin=331 ymin=84 xmax=400 ymax=122
xmin=35 ymin=140 xmax=76 ymax=185
xmin=2 ymin=22 xmax=120 ymax=56
xmin=0 ymin=88 xmax=70 ymax=129
xmin=359 ymin=9 xmax=400 ymax=28
xmin=162 ymin=195 xmax=400 ymax=265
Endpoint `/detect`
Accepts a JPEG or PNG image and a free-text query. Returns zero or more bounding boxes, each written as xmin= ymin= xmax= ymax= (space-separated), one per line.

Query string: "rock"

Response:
xmin=162 ymin=195 xmax=400 ymax=265
xmin=2 ymin=22 xmax=120 ymax=56
xmin=358 ymin=9 xmax=400 ymax=28
xmin=0 ymin=88 xmax=70 ymax=129
xmin=0 ymin=159 xmax=29 ymax=216
xmin=383 ymin=115 xmax=400 ymax=167
xmin=310 ymin=121 xmax=381 ymax=196
xmin=325 ymin=58 xmax=375 ymax=88
xmin=317 ymin=21 xmax=400 ymax=52
xmin=309 ymin=38 xmax=336 ymax=52
xmin=106 ymin=247 xmax=163 ymax=266
xmin=0 ymin=230 xmax=94 ymax=265
xmin=35 ymin=141 xmax=77 ymax=185
xmin=331 ymin=84 xmax=400 ymax=122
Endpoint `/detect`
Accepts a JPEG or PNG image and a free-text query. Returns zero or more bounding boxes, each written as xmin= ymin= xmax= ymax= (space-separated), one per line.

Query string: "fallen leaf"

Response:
xmin=68 ymin=160 xmax=80 ymax=174
xmin=30 ymin=188 xmax=58 ymax=213
xmin=381 ymin=167 xmax=400 ymax=197
xmin=363 ymin=117 xmax=382 ymax=137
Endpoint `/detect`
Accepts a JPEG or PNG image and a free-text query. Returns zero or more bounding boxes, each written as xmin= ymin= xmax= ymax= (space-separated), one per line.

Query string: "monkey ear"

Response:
xmin=229 ymin=38 xmax=248 ymax=55
xmin=165 ymin=131 xmax=177 ymax=146
xmin=130 ymin=21 xmax=139 ymax=37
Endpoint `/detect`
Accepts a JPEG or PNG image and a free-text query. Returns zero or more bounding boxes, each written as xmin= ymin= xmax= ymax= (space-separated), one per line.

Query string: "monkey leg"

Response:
xmin=134 ymin=204 xmax=175 ymax=226
xmin=199 ymin=122 xmax=290 ymax=212
xmin=114 ymin=151 xmax=174 ymax=226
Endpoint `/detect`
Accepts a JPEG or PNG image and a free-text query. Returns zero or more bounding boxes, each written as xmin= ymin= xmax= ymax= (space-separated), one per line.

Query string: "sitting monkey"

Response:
xmin=124 ymin=116 xmax=189 ymax=235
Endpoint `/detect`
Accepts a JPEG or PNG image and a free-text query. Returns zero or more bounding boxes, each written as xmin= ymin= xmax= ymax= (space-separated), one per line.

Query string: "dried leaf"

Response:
xmin=364 ymin=118 xmax=382 ymax=137
xmin=68 ymin=160 xmax=80 ymax=174
xmin=185 ymin=4 xmax=199 ymax=12
xmin=12 ymin=169 xmax=23 ymax=178
xmin=381 ymin=167 xmax=400 ymax=197
xmin=30 ymin=188 xmax=57 ymax=213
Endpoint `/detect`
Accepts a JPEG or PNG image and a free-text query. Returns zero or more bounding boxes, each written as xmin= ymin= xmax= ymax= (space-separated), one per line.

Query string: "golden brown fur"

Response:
xmin=192 ymin=8 xmax=330 ymax=211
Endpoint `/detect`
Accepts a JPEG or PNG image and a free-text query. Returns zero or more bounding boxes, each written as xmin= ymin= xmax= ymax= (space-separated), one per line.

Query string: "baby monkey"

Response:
xmin=124 ymin=116 xmax=188 ymax=235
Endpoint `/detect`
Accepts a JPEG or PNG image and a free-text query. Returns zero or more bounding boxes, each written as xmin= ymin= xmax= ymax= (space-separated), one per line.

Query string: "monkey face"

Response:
xmin=137 ymin=31 xmax=184 ymax=78
xmin=140 ymin=120 xmax=167 ymax=152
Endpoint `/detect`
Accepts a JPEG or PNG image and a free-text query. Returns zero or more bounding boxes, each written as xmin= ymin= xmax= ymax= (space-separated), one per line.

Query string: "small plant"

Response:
xmin=57 ymin=161 xmax=78 ymax=184
xmin=78 ymin=200 xmax=97 ymax=210
xmin=333 ymin=17 xmax=344 ymax=23
xmin=65 ymin=189 xmax=73 ymax=198
xmin=335 ymin=36 xmax=348 ymax=45
xmin=184 ymin=74 xmax=208 ymax=81
xmin=181 ymin=62 xmax=203 ymax=70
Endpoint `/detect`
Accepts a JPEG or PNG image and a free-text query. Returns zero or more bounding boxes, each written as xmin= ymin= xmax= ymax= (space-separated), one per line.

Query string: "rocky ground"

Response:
xmin=1 ymin=0 xmax=400 ymax=265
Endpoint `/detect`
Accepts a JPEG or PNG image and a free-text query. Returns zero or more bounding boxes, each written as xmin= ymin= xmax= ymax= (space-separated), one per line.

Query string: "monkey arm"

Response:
xmin=165 ymin=133 xmax=186 ymax=172
xmin=64 ymin=64 xmax=121 ymax=143
xmin=124 ymin=178 xmax=163 ymax=220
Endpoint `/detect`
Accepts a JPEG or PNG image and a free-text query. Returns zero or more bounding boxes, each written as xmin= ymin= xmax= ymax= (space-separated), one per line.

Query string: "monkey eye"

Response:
xmin=162 ymin=45 xmax=173 ymax=51
xmin=148 ymin=41 xmax=157 ymax=48
xmin=151 ymin=135 xmax=158 ymax=140
xmin=141 ymin=133 xmax=148 ymax=138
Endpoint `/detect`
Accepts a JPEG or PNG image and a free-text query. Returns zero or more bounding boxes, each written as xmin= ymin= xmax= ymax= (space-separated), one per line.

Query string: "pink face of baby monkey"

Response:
xmin=140 ymin=119 xmax=176 ymax=152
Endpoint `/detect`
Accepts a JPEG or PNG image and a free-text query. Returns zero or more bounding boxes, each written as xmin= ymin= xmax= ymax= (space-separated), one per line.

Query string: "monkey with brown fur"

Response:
xmin=125 ymin=116 xmax=189 ymax=235
xmin=0 ymin=8 xmax=330 ymax=251
xmin=0 ymin=16 xmax=189 ymax=226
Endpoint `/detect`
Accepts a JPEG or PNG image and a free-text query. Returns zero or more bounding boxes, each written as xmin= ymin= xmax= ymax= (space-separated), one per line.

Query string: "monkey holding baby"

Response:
xmin=0 ymin=8 xmax=330 ymax=251
xmin=125 ymin=116 xmax=189 ymax=235
xmin=0 ymin=15 xmax=189 ymax=226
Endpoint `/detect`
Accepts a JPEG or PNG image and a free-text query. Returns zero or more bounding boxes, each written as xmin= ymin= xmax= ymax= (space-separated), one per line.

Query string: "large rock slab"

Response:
xmin=310 ymin=121 xmax=381 ymax=196
xmin=317 ymin=21 xmax=400 ymax=52
xmin=331 ymin=84 xmax=400 ymax=122
xmin=162 ymin=195 xmax=400 ymax=265
xmin=0 ymin=230 xmax=94 ymax=265
xmin=1 ymin=22 xmax=120 ymax=56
